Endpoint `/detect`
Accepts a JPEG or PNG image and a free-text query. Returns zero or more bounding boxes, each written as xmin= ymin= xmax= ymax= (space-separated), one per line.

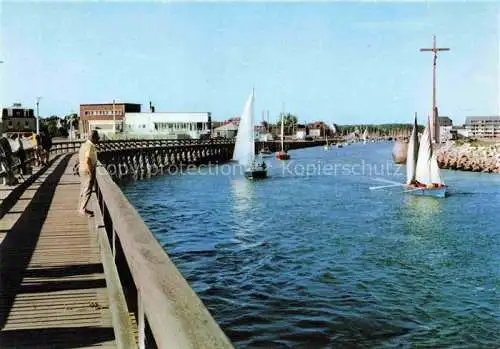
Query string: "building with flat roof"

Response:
xmin=438 ymin=116 xmax=453 ymax=142
xmin=1 ymin=103 xmax=36 ymax=136
xmin=213 ymin=122 xmax=238 ymax=139
xmin=80 ymin=102 xmax=142 ymax=136
xmin=438 ymin=116 xmax=453 ymax=127
xmin=464 ymin=116 xmax=500 ymax=138
xmin=124 ymin=112 xmax=212 ymax=139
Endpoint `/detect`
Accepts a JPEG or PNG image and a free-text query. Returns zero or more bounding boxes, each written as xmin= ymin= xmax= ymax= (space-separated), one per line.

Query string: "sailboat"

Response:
xmin=324 ymin=133 xmax=331 ymax=151
xmin=276 ymin=113 xmax=290 ymax=160
xmin=405 ymin=114 xmax=447 ymax=198
xmin=233 ymin=90 xmax=267 ymax=179
xmin=362 ymin=128 xmax=368 ymax=144
xmin=258 ymin=110 xmax=273 ymax=157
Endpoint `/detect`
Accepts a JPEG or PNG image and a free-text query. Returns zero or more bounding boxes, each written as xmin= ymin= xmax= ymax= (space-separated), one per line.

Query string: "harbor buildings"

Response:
xmin=464 ymin=116 xmax=500 ymax=138
xmin=295 ymin=128 xmax=307 ymax=140
xmin=80 ymin=102 xmax=213 ymax=139
xmin=307 ymin=121 xmax=331 ymax=138
xmin=450 ymin=126 xmax=470 ymax=139
xmin=80 ymin=102 xmax=141 ymax=136
xmin=124 ymin=112 xmax=212 ymax=139
xmin=438 ymin=116 xmax=453 ymax=143
xmin=0 ymin=103 xmax=36 ymax=136
xmin=213 ymin=122 xmax=238 ymax=138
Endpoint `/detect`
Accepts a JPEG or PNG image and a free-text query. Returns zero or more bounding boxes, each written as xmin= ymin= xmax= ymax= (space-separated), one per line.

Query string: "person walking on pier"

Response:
xmin=78 ymin=130 xmax=99 ymax=217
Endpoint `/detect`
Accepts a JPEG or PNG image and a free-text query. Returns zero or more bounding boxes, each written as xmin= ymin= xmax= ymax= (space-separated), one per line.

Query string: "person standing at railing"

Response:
xmin=32 ymin=133 xmax=42 ymax=166
xmin=10 ymin=134 xmax=26 ymax=175
xmin=40 ymin=131 xmax=52 ymax=166
xmin=77 ymin=130 xmax=99 ymax=217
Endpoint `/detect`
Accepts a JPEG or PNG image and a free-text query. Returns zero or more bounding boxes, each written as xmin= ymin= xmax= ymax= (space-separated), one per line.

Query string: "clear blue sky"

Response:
xmin=0 ymin=1 xmax=498 ymax=125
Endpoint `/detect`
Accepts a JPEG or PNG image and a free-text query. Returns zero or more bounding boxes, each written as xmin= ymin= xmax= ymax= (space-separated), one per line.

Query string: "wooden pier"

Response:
xmin=0 ymin=138 xmax=326 ymax=348
xmin=0 ymin=154 xmax=117 ymax=348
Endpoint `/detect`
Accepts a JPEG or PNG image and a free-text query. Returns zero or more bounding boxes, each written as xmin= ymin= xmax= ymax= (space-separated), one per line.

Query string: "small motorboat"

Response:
xmin=244 ymin=161 xmax=268 ymax=179
xmin=259 ymin=147 xmax=273 ymax=157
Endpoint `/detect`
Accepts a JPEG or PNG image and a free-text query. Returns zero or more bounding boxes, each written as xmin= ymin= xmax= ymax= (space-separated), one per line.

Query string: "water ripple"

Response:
xmin=122 ymin=144 xmax=500 ymax=348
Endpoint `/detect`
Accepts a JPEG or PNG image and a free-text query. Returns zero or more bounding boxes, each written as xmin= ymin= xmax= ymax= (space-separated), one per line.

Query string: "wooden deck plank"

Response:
xmin=0 ymin=154 xmax=117 ymax=348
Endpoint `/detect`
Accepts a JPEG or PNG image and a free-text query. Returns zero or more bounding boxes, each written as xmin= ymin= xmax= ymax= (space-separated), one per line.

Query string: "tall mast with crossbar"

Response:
xmin=420 ymin=35 xmax=450 ymax=144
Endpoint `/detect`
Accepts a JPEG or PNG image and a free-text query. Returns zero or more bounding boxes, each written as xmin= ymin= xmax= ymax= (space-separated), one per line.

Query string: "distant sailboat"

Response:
xmin=258 ymin=110 xmax=273 ymax=157
xmin=324 ymin=133 xmax=331 ymax=151
xmin=259 ymin=147 xmax=272 ymax=157
xmin=233 ymin=90 xmax=267 ymax=179
xmin=362 ymin=128 xmax=368 ymax=144
xmin=405 ymin=115 xmax=447 ymax=197
xmin=276 ymin=112 xmax=290 ymax=160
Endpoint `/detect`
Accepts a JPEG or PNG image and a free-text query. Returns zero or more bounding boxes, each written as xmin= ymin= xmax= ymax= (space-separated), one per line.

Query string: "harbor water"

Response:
xmin=121 ymin=142 xmax=500 ymax=348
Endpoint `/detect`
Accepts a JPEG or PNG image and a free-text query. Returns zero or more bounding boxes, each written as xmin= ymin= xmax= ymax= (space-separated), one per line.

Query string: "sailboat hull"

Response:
xmin=276 ymin=151 xmax=290 ymax=160
xmin=406 ymin=185 xmax=447 ymax=198
xmin=244 ymin=168 xmax=267 ymax=179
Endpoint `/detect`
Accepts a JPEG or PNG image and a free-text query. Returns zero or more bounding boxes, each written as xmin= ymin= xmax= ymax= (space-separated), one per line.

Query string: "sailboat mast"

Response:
xmin=281 ymin=114 xmax=284 ymax=151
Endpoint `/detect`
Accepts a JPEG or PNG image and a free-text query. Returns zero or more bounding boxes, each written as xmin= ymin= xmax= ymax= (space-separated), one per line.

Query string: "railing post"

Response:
xmin=138 ymin=289 xmax=145 ymax=349
xmin=112 ymin=228 xmax=116 ymax=259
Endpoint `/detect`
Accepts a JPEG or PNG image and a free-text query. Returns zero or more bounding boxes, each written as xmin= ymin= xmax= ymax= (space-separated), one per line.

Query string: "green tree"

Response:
xmin=277 ymin=113 xmax=298 ymax=135
xmin=278 ymin=112 xmax=298 ymax=127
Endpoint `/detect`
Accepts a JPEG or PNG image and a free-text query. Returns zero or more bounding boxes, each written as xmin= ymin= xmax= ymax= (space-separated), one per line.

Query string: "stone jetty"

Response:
xmin=437 ymin=141 xmax=500 ymax=173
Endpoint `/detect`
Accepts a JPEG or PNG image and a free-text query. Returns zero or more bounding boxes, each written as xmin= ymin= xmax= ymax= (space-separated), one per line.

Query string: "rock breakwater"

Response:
xmin=437 ymin=141 xmax=500 ymax=173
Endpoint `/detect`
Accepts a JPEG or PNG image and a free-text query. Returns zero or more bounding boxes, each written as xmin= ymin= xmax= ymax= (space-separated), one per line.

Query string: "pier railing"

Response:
xmin=47 ymin=138 xmax=330 ymax=154
xmin=93 ymin=163 xmax=234 ymax=349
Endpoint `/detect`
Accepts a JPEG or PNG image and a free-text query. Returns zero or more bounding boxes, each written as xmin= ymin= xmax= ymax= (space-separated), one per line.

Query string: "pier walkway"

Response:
xmin=0 ymin=154 xmax=117 ymax=348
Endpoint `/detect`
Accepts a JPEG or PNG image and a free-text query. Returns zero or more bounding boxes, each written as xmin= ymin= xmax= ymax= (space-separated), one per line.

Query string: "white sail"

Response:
xmin=415 ymin=116 xmax=443 ymax=186
xmin=415 ymin=121 xmax=432 ymax=185
xmin=362 ymin=128 xmax=368 ymax=141
xmin=429 ymin=150 xmax=443 ymax=185
xmin=232 ymin=90 xmax=255 ymax=167
xmin=406 ymin=115 xmax=419 ymax=184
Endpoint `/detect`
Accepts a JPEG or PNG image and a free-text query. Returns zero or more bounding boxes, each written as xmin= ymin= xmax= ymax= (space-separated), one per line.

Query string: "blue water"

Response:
xmin=121 ymin=143 xmax=500 ymax=348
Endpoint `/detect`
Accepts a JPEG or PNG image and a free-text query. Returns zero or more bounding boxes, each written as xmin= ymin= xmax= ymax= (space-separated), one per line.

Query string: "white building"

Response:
xmin=439 ymin=126 xmax=453 ymax=142
xmin=295 ymin=130 xmax=306 ymax=140
xmin=450 ymin=126 xmax=470 ymax=139
xmin=465 ymin=116 xmax=500 ymax=138
xmin=213 ymin=122 xmax=238 ymax=139
xmin=259 ymin=132 xmax=273 ymax=141
xmin=309 ymin=128 xmax=321 ymax=137
xmin=124 ymin=112 xmax=212 ymax=139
